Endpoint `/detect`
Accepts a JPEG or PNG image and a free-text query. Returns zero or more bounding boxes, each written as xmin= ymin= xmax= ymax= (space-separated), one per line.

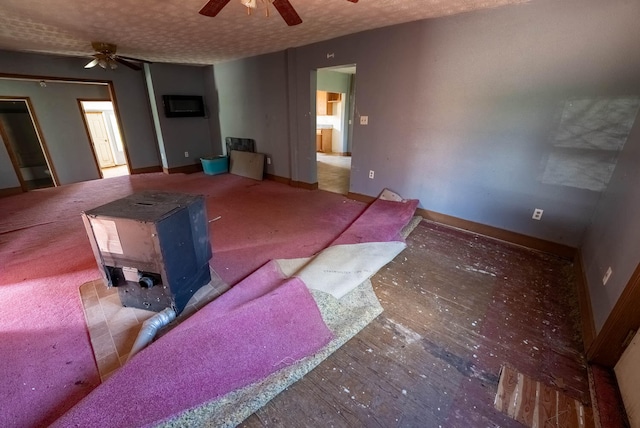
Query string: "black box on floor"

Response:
xmin=82 ymin=191 xmax=212 ymax=314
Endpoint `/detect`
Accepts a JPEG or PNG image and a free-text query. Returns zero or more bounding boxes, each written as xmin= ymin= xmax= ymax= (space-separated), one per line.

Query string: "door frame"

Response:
xmin=312 ymin=64 xmax=356 ymax=193
xmin=0 ymin=73 xmax=134 ymax=187
xmin=78 ymin=98 xmax=130 ymax=178
xmin=0 ymin=96 xmax=59 ymax=189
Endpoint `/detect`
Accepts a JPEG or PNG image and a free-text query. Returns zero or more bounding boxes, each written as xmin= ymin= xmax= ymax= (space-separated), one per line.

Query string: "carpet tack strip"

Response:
xmin=495 ymin=365 xmax=594 ymax=428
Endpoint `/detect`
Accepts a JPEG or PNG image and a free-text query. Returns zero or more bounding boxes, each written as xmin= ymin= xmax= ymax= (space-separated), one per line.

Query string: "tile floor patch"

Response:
xmin=79 ymin=268 xmax=229 ymax=381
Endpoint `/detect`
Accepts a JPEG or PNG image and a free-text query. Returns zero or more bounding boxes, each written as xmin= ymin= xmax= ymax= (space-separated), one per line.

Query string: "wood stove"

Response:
xmin=82 ymin=191 xmax=212 ymax=315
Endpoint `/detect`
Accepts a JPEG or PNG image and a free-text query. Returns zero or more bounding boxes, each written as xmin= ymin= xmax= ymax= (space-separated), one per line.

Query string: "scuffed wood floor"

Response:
xmin=241 ymin=220 xmax=590 ymax=427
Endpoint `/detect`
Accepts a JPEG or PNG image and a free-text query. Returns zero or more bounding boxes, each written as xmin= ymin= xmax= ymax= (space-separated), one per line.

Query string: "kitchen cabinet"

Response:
xmin=316 ymin=91 xmax=342 ymax=116
xmin=317 ymin=91 xmax=328 ymax=116
xmin=316 ymin=128 xmax=332 ymax=152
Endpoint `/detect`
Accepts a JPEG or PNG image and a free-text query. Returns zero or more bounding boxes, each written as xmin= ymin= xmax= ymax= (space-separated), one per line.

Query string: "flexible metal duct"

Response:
xmin=127 ymin=307 xmax=176 ymax=362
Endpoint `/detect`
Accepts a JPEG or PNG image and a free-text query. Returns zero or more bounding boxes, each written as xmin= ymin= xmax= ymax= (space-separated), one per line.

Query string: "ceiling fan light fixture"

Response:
xmin=240 ymin=0 xmax=257 ymax=8
xmin=84 ymin=42 xmax=146 ymax=71
xmin=84 ymin=58 xmax=99 ymax=69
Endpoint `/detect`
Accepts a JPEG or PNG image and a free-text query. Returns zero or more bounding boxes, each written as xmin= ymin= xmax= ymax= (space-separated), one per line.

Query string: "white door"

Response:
xmin=615 ymin=329 xmax=640 ymax=427
xmin=86 ymin=112 xmax=115 ymax=168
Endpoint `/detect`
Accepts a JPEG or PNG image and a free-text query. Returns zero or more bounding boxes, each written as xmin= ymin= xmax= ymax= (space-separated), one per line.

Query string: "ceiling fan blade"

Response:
xmin=114 ymin=56 xmax=142 ymax=71
xmin=199 ymin=0 xmax=232 ymax=17
xmin=84 ymin=58 xmax=99 ymax=69
xmin=119 ymin=55 xmax=152 ymax=64
xmin=272 ymin=0 xmax=302 ymax=26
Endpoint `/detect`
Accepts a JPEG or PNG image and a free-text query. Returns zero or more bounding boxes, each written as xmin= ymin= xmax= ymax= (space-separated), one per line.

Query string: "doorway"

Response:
xmin=315 ymin=65 xmax=356 ymax=195
xmin=80 ymin=100 xmax=129 ymax=178
xmin=0 ymin=98 xmax=56 ymax=190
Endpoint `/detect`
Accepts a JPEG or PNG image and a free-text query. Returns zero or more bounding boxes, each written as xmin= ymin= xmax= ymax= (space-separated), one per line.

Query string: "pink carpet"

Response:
xmin=50 ymin=183 xmax=419 ymax=427
xmin=52 ymin=261 xmax=332 ymax=428
xmin=0 ymin=173 xmax=366 ymax=427
xmin=331 ymin=198 xmax=419 ymax=246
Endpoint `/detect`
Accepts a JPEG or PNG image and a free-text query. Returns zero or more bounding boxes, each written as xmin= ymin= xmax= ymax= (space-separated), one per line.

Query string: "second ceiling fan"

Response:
xmin=199 ymin=0 xmax=358 ymax=26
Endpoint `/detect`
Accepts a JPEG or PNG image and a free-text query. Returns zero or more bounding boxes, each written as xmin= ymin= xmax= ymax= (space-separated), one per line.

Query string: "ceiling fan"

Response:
xmin=84 ymin=42 xmax=147 ymax=71
xmin=199 ymin=0 xmax=359 ymax=27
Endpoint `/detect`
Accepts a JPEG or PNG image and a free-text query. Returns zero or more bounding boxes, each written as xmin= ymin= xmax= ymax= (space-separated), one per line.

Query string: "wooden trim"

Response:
xmin=23 ymin=98 xmax=60 ymax=187
xmin=130 ymin=165 xmax=162 ymax=174
xmin=345 ymin=191 xmax=577 ymax=259
xmin=106 ymin=84 xmax=134 ymax=176
xmin=575 ymin=251 xmax=597 ymax=352
xmin=0 ymin=186 xmax=23 ymax=198
xmin=77 ymin=99 xmax=104 ymax=178
xmin=417 ymin=208 xmax=577 ymax=260
xmin=0 ymin=120 xmax=27 ymax=191
xmin=0 ymin=72 xmax=111 ymax=86
xmin=347 ymin=192 xmax=375 ymax=203
xmin=163 ymin=163 xmax=203 ymax=174
xmin=265 ymin=174 xmax=291 ymax=185
xmin=291 ymin=180 xmax=318 ymax=190
xmin=587 ymin=262 xmax=640 ymax=367
xmin=0 ymin=97 xmax=59 ymax=188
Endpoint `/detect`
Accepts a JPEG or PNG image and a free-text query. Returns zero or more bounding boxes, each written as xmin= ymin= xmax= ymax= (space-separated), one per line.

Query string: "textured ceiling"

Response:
xmin=0 ymin=0 xmax=528 ymax=66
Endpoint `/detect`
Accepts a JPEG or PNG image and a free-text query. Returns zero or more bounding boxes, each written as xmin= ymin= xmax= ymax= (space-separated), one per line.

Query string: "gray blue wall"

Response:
xmin=211 ymin=0 xmax=640 ymax=337
xmin=213 ymin=52 xmax=289 ymax=178
xmin=287 ymin=0 xmax=640 ymax=249
xmin=0 ymin=50 xmax=160 ymax=184
xmin=0 ymin=79 xmax=110 ymax=186
xmin=581 ymin=109 xmax=640 ymax=332
xmin=145 ymin=63 xmax=219 ymax=169
xmin=0 ymin=0 xmax=638 ymax=341
xmin=317 ymin=70 xmax=351 ymax=94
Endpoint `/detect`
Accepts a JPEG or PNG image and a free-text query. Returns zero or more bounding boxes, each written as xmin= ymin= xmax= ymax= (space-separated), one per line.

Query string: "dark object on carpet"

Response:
xmin=55 ymin=190 xmax=419 ymax=427
xmin=229 ymin=150 xmax=265 ymax=181
xmin=495 ymin=365 xmax=594 ymax=427
xmin=82 ymin=192 xmax=212 ymax=315
xmin=590 ymin=364 xmax=630 ymax=428
xmin=0 ymin=173 xmax=366 ymax=427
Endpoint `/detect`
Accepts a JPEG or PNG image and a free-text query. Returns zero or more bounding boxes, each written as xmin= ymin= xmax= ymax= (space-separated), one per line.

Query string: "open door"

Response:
xmin=314 ymin=65 xmax=356 ymax=195
xmin=80 ymin=100 xmax=129 ymax=178
xmin=0 ymin=98 xmax=56 ymax=191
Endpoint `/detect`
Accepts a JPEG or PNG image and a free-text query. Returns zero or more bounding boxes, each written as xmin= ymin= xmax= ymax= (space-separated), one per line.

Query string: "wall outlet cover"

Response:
xmin=532 ymin=208 xmax=543 ymax=220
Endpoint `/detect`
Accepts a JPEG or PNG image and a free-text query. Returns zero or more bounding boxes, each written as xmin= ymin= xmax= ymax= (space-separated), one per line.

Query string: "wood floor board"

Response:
xmin=241 ymin=220 xmax=592 ymax=427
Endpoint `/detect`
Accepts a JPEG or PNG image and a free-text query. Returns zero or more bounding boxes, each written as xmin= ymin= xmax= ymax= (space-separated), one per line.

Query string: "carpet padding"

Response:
xmin=53 ymin=264 xmax=332 ymax=427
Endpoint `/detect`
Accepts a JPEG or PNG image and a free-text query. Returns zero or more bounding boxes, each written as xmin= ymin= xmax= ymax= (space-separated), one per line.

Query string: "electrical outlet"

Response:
xmin=369 ymin=170 xmax=375 ymax=179
xmin=603 ymin=267 xmax=612 ymax=285
xmin=266 ymin=157 xmax=271 ymax=165
xmin=532 ymin=208 xmax=543 ymax=220
xmin=360 ymin=116 xmax=369 ymax=125
xmin=184 ymin=151 xmax=189 ymax=158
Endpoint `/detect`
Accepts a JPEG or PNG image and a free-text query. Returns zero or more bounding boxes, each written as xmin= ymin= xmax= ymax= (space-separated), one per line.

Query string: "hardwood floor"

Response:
xmin=241 ymin=220 xmax=591 ymax=427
